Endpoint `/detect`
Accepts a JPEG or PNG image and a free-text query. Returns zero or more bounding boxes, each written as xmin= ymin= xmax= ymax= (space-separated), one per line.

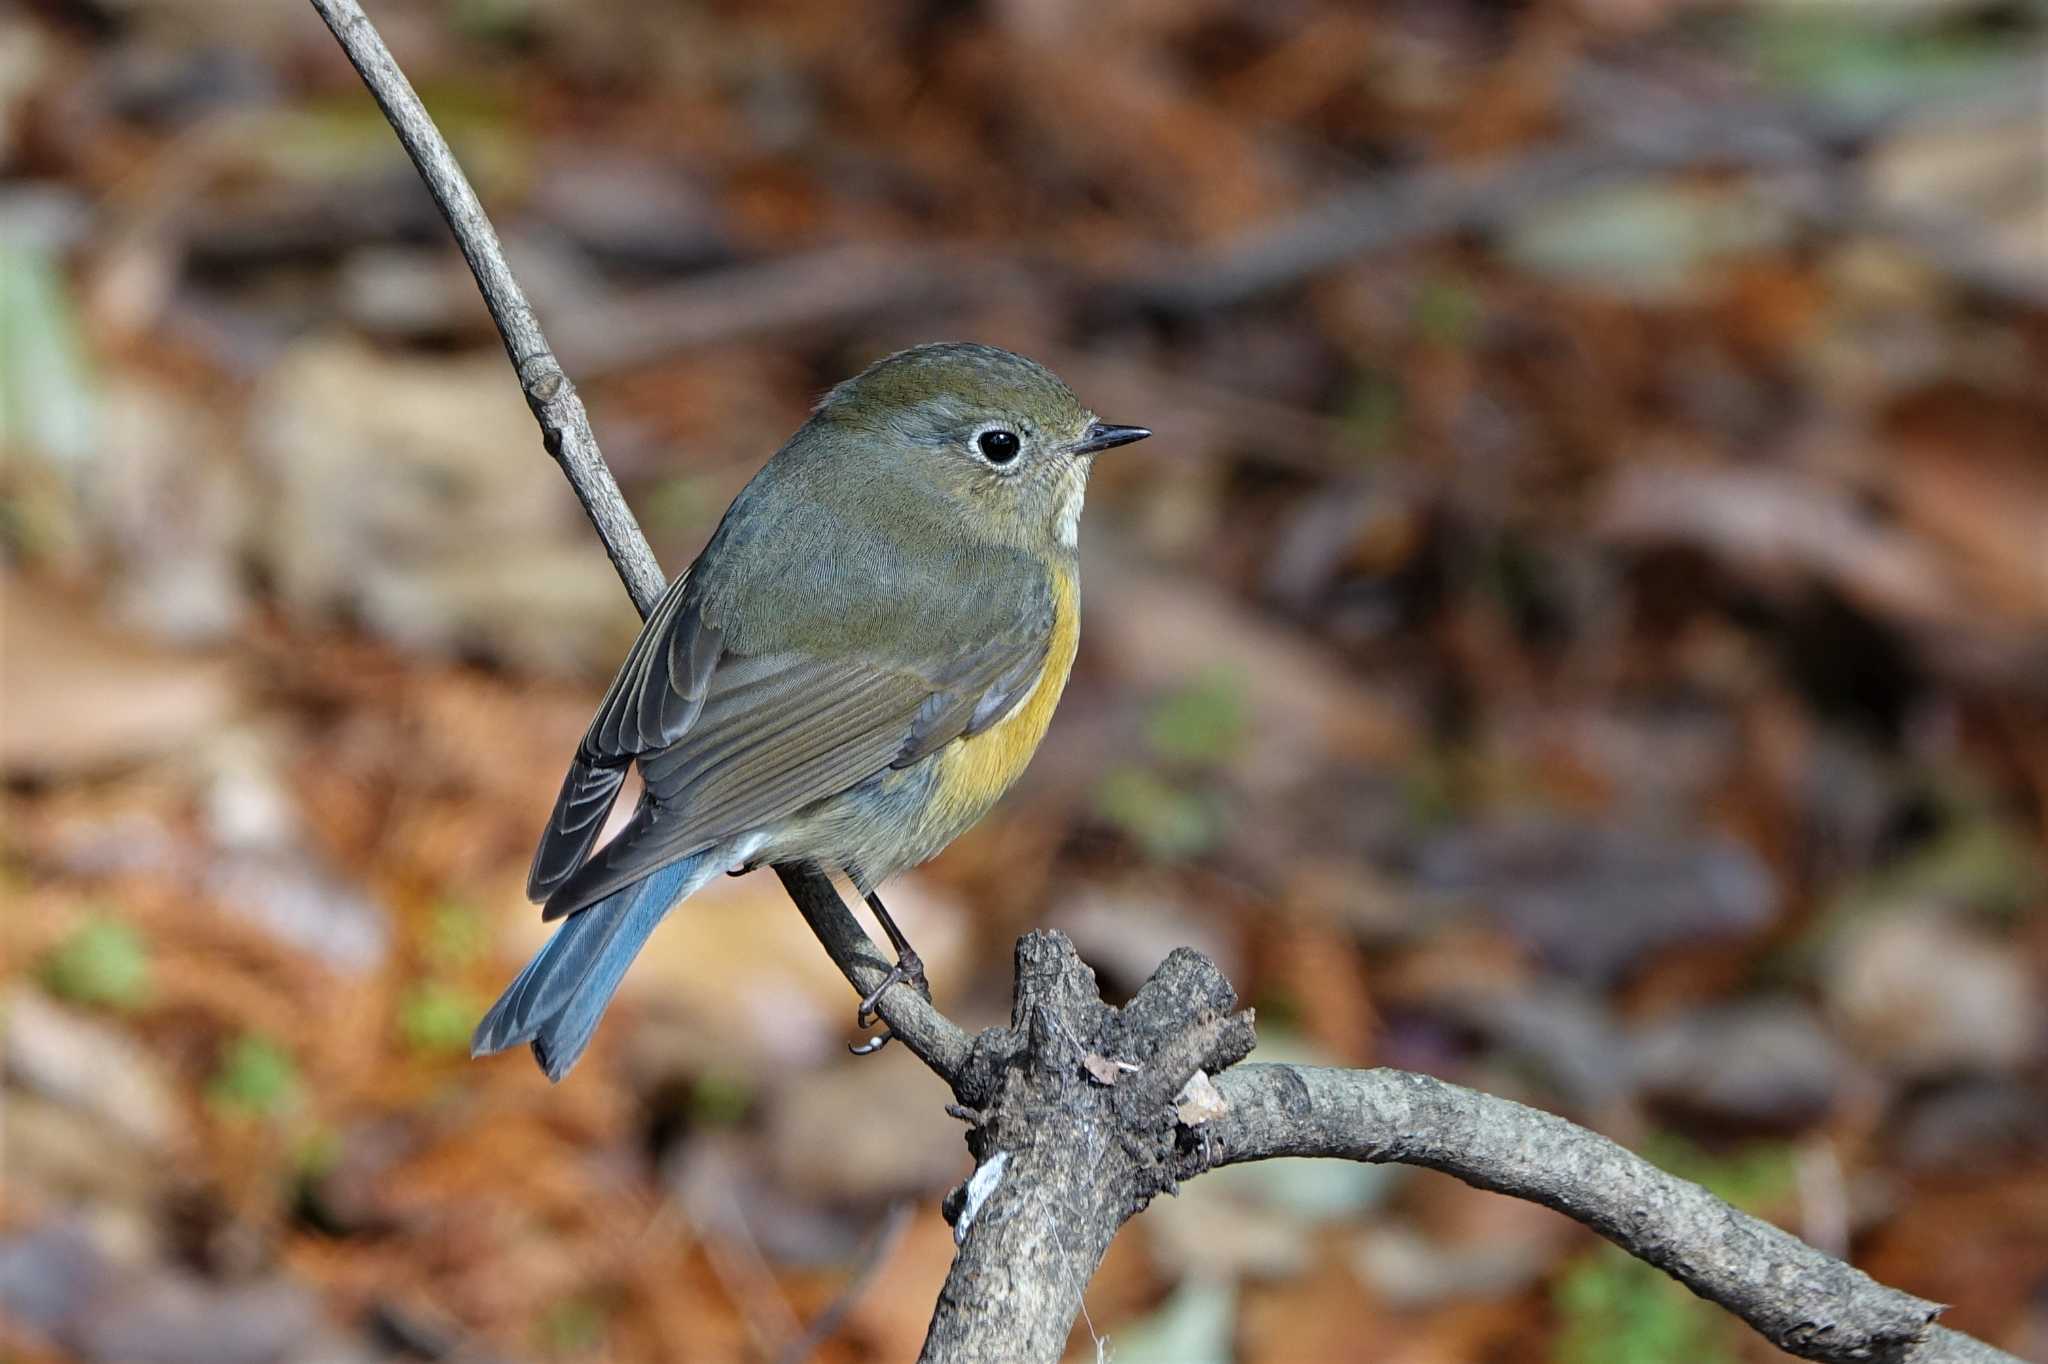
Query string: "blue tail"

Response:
xmin=471 ymin=850 xmax=717 ymax=1081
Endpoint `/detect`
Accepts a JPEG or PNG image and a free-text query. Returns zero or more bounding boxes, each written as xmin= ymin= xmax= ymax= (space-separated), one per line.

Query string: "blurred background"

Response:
xmin=4 ymin=0 xmax=2046 ymax=1360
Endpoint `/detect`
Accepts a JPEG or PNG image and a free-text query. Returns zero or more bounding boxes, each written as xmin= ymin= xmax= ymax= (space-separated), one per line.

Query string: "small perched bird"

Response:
xmin=472 ymin=343 xmax=1150 ymax=1079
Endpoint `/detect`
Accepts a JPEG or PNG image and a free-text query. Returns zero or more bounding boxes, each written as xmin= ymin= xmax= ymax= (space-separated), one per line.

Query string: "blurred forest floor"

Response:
xmin=3 ymin=1 xmax=2047 ymax=1361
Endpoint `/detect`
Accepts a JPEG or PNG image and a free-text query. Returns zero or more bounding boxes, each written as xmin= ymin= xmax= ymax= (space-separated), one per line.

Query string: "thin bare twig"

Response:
xmin=774 ymin=1200 xmax=916 ymax=1364
xmin=685 ymin=1172 xmax=807 ymax=1361
xmin=308 ymin=0 xmax=663 ymax=615
xmin=773 ymin=866 xmax=973 ymax=1082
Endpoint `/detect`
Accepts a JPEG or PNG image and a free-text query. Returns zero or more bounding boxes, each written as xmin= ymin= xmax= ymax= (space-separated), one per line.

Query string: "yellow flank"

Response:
xmin=927 ymin=563 xmax=1080 ymax=834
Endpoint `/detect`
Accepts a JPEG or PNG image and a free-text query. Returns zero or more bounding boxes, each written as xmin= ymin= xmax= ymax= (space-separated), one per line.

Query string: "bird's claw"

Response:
xmin=849 ymin=948 xmax=930 ymax=1056
xmin=855 ymin=948 xmax=928 ymax=1025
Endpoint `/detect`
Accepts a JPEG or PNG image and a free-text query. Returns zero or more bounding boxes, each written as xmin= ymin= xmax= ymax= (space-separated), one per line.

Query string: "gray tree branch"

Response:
xmin=1202 ymin=1065 xmax=2016 ymax=1364
xmin=306 ymin=8 xmax=2023 ymax=1363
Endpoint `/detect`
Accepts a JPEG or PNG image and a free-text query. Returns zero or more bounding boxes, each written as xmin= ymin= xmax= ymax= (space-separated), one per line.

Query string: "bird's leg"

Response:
xmin=849 ymin=889 xmax=932 ymax=1056
xmin=856 ymin=890 xmax=931 ymax=1018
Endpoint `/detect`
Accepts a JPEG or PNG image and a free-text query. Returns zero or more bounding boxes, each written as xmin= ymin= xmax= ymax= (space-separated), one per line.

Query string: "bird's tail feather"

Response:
xmin=471 ymin=850 xmax=719 ymax=1081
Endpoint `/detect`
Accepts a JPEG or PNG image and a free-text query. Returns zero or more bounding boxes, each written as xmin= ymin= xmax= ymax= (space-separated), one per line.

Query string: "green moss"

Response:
xmin=689 ymin=1070 xmax=755 ymax=1127
xmin=208 ymin=1035 xmax=302 ymax=1118
xmin=41 ymin=916 xmax=151 ymax=1010
xmin=1398 ymin=752 xmax=1466 ymax=831
xmin=1553 ymin=1247 xmax=1736 ymax=1364
xmin=422 ymin=899 xmax=491 ymax=970
xmin=293 ymin=1123 xmax=343 ymax=1181
xmin=535 ymin=1294 xmax=610 ymax=1357
xmin=1 ymin=244 xmax=99 ymax=478
xmin=1145 ymin=671 xmax=1248 ymax=769
xmin=1339 ymin=370 xmax=1405 ymax=460
xmin=1884 ymin=815 xmax=2038 ymax=922
xmin=1414 ymin=275 xmax=1482 ymax=348
xmin=398 ymin=981 xmax=486 ymax=1056
xmin=1742 ymin=8 xmax=2029 ymax=116
xmin=1094 ymin=765 xmax=1219 ymax=862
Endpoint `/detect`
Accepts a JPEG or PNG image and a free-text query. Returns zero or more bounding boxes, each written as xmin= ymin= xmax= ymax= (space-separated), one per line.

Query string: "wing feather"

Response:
xmin=541 ymin=672 xmax=922 ymax=917
xmin=527 ymin=570 xmax=722 ymax=903
xmin=541 ymin=628 xmax=1048 ymax=920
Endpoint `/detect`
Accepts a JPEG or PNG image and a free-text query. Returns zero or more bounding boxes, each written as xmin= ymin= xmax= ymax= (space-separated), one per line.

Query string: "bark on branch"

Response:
xmin=1202 ymin=1065 xmax=2015 ymax=1364
xmin=307 ymin=7 xmax=2023 ymax=1362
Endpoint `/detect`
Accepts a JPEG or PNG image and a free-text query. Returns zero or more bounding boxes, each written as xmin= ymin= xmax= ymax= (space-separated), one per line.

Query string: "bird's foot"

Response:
xmin=856 ymin=947 xmax=929 ymax=1023
xmin=848 ymin=947 xmax=930 ymax=1056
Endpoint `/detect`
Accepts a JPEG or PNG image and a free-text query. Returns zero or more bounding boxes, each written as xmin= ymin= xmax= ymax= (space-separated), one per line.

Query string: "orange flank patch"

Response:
xmin=928 ymin=563 xmax=1080 ymax=833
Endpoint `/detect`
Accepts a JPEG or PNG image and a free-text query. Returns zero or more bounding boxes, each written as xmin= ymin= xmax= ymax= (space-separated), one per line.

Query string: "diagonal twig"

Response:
xmin=308 ymin=0 xmax=664 ymax=616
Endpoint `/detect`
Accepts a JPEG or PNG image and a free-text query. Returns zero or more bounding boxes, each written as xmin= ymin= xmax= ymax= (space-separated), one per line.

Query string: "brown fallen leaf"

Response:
xmin=1 ymin=578 xmax=236 ymax=779
xmin=1084 ymin=555 xmax=1417 ymax=792
xmin=1886 ymin=384 xmax=2048 ymax=625
xmin=1598 ymin=461 xmax=1959 ymax=628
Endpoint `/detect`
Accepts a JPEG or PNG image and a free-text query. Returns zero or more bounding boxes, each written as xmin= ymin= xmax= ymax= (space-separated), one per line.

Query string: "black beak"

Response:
xmin=1072 ymin=421 xmax=1152 ymax=456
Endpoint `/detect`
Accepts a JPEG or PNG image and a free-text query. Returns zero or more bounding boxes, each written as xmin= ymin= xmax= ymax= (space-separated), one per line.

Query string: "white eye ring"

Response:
xmin=971 ymin=424 xmax=1023 ymax=468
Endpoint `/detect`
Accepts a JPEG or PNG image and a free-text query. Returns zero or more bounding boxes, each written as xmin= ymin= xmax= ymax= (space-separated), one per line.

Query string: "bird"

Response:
xmin=471 ymin=342 xmax=1151 ymax=1079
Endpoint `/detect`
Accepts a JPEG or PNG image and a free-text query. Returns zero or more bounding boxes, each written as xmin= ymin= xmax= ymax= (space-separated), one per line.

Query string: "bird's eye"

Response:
xmin=976 ymin=429 xmax=1021 ymax=465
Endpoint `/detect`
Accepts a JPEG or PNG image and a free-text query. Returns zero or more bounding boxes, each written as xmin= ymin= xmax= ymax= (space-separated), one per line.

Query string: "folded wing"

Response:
xmin=526 ymin=570 xmax=722 ymax=903
xmin=534 ymin=585 xmax=1052 ymax=921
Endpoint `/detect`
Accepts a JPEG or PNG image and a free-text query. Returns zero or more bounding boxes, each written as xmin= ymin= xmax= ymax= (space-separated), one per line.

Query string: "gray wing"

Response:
xmin=525 ymin=570 xmax=723 ymax=903
xmin=539 ymin=622 xmax=1048 ymax=920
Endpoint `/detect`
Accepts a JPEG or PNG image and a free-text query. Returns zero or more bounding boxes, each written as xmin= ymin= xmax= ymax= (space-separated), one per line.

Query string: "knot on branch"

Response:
xmin=944 ymin=931 xmax=1257 ymax=1228
xmin=517 ymin=353 xmax=570 ymax=405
